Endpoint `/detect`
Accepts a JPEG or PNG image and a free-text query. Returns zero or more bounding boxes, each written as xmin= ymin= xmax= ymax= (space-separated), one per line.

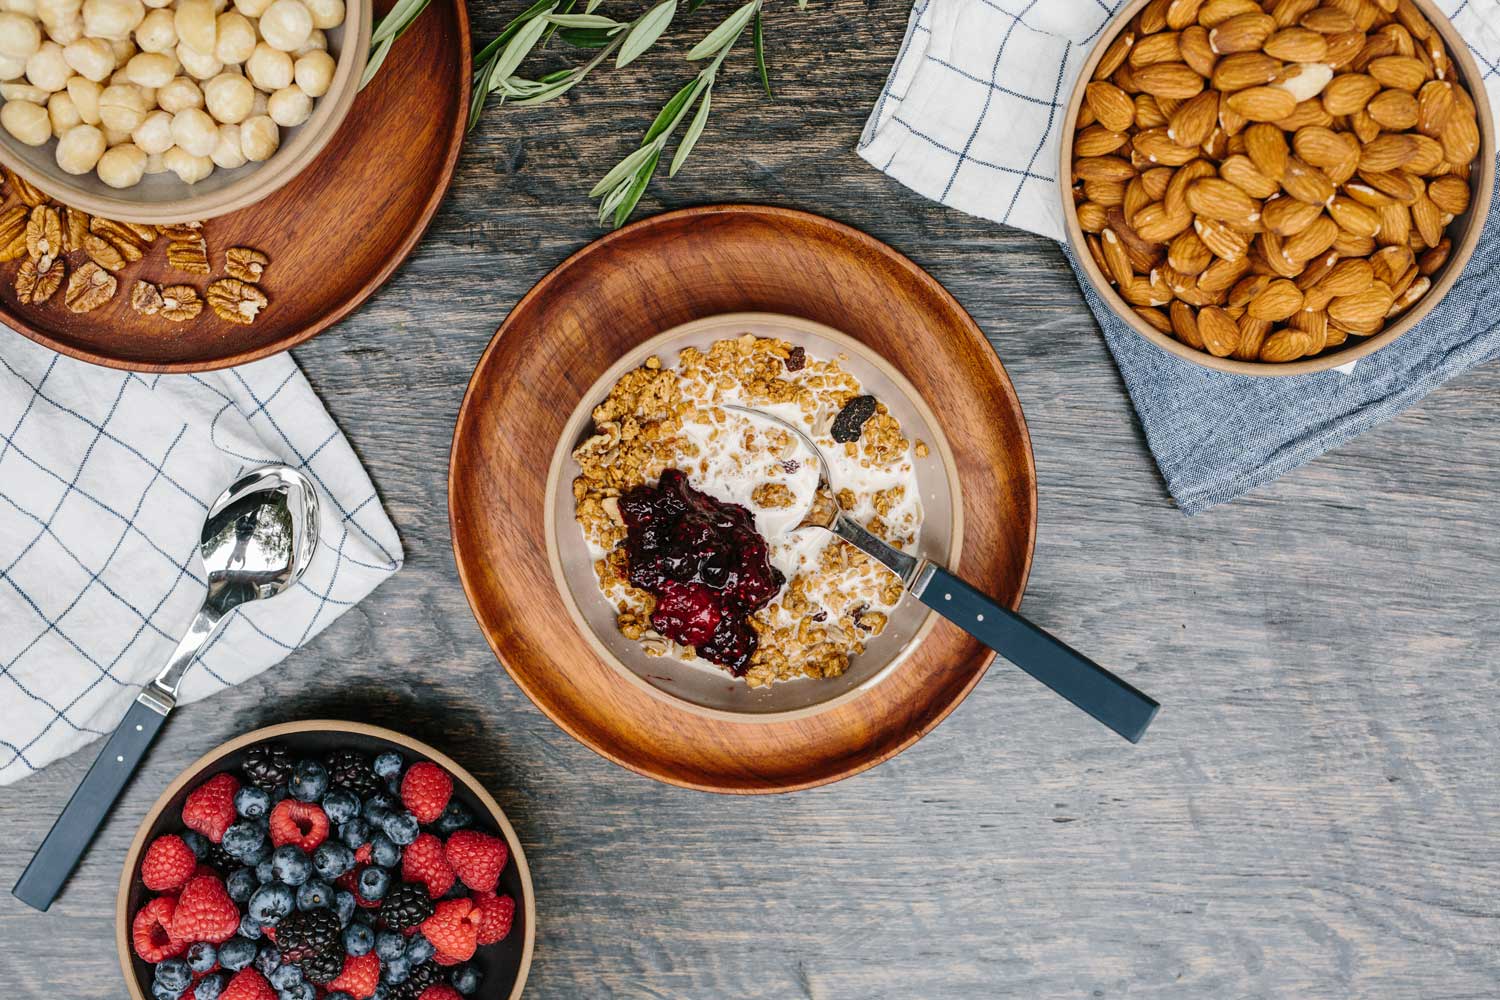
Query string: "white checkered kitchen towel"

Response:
xmin=861 ymin=0 xmax=1500 ymax=512
xmin=0 ymin=335 xmax=402 ymax=785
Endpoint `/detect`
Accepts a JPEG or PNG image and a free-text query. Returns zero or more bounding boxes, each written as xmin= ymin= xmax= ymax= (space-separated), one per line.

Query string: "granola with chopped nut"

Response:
xmin=573 ymin=333 xmax=926 ymax=688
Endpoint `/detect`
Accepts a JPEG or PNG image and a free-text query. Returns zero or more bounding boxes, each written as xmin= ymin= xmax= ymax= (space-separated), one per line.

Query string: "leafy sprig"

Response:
xmin=363 ymin=0 xmax=434 ymax=89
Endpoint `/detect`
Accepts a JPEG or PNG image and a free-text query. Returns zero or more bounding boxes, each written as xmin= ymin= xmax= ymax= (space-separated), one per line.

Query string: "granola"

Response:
xmin=572 ymin=334 xmax=925 ymax=688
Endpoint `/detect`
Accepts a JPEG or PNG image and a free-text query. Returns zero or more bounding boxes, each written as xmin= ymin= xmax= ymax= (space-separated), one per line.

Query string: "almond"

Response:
xmin=1086 ymin=81 xmax=1137 ymax=132
xmin=1388 ymin=274 xmax=1430 ymax=315
xmin=1234 ymin=315 xmax=1274 ymax=359
xmin=1417 ymin=236 xmax=1450 ymax=275
xmin=1333 ymin=230 xmax=1377 ymax=257
xmin=1292 ymin=125 xmax=1354 ymax=168
xmin=1321 ymin=73 xmax=1381 ymax=114
xmin=1167 ymin=0 xmax=1206 ymax=29
xmin=1376 ymin=201 xmax=1411 ymax=247
xmin=1281 ymin=213 xmax=1339 ymax=260
xmin=1294 ymin=249 xmax=1340 ymax=289
xmin=1427 ymin=174 xmax=1470 ymax=215
xmin=1328 ymin=195 xmax=1382 ymax=236
xmin=1169 ymin=91 xmax=1221 ymax=147
xmin=1221 ymin=154 xmax=1281 ymax=197
xmin=1244 ymin=123 xmax=1290 ymax=179
xmin=1410 ymin=191 xmax=1443 ymax=247
xmin=1416 ymin=79 xmax=1452 ymax=137
xmin=1135 ymin=306 xmax=1174 ymax=333
xmin=1094 ymin=30 xmax=1136 ymax=80
xmin=1169 ymin=229 xmax=1215 ymax=273
xmin=1280 ymin=156 xmax=1336 ymax=204
xmin=1259 ymin=327 xmax=1310 ymax=361
xmin=1084 ymin=178 xmax=1127 ymax=206
xmin=1248 ymin=277 xmax=1305 ymax=319
xmin=1407 ymin=135 xmax=1445 ymax=175
xmin=1196 ymin=305 xmax=1242 ymax=355
xmin=1166 ymin=158 xmax=1219 ymax=214
xmin=1187 ymin=177 xmax=1262 ymax=223
xmin=1101 ymin=228 xmax=1136 ymax=286
xmin=1370 ymin=245 xmax=1414 ymax=286
xmin=1212 ymin=52 xmax=1282 ymax=91
xmin=1359 ymin=168 xmax=1423 ymax=203
xmin=1271 ymin=0 xmax=1319 ymax=27
xmin=1262 ymin=194 xmax=1325 ymax=234
xmin=1273 ymin=63 xmax=1335 ymax=104
xmin=1291 ymin=308 xmax=1329 ymax=353
xmin=1229 ymin=273 xmax=1273 ymax=309
xmin=1440 ymin=111 xmax=1480 ymax=166
xmin=1265 ymin=26 xmax=1328 ymax=61
xmin=1393 ymin=0 xmax=1432 ymax=40
xmin=1133 ymin=63 xmax=1208 ymax=99
xmin=1075 ymin=156 xmax=1139 ymax=182
xmin=1077 ymin=201 xmax=1110 ymax=232
xmin=1367 ymin=54 xmax=1427 ymax=91
xmin=1358 ymin=133 xmax=1418 ymax=172
xmin=1199 ymin=254 xmax=1252 ymax=292
xmin=1169 ymin=299 xmax=1205 ymax=346
xmin=1180 ymin=25 xmax=1218 ymax=76
xmin=1138 ymin=0 xmax=1172 ymax=34
xmin=1130 ymin=31 xmax=1183 ymax=67
xmin=1328 ymin=282 xmax=1396 ymax=326
xmin=1135 ymin=127 xmax=1204 ymax=165
xmin=1227 ymin=86 xmax=1299 ymax=121
xmin=1134 ymin=201 xmax=1196 ymax=241
xmin=1135 ymin=94 xmax=1169 ymax=128
xmin=1075 ymin=125 xmax=1131 ymax=157
xmin=1209 ymin=11 xmax=1275 ymax=53
xmin=1195 ymin=216 xmax=1251 ymax=260
xmin=1301 ymin=8 xmax=1355 ymax=33
xmin=1142 ymin=166 xmax=1174 ymax=200
xmin=1366 ymin=89 xmax=1419 ymax=129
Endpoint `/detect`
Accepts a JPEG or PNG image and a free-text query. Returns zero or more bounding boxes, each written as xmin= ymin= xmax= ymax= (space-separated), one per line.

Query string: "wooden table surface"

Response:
xmin=4 ymin=2 xmax=1500 ymax=997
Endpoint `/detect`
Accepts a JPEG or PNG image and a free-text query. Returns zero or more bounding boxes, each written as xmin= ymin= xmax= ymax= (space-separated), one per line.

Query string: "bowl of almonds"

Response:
xmin=1062 ymin=0 xmax=1494 ymax=374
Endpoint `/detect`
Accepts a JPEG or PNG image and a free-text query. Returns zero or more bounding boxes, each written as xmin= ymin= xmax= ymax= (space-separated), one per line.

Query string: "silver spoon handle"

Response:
xmin=145 ymin=607 xmax=224 ymax=712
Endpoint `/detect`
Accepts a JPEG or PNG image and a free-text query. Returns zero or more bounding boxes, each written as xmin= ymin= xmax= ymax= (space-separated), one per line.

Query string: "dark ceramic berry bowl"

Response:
xmin=115 ymin=720 xmax=535 ymax=1000
xmin=543 ymin=312 xmax=964 ymax=723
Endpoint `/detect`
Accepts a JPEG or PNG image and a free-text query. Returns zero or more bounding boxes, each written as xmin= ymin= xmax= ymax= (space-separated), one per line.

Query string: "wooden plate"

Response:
xmin=116 ymin=721 xmax=536 ymax=1000
xmin=450 ymin=205 xmax=1038 ymax=794
xmin=0 ymin=0 xmax=469 ymax=373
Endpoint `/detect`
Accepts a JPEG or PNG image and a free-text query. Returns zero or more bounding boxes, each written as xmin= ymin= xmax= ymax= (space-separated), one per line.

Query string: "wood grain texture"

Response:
xmin=450 ymin=206 xmax=1036 ymax=791
xmin=0 ymin=0 xmax=468 ymax=372
xmin=2 ymin=0 xmax=1499 ymax=996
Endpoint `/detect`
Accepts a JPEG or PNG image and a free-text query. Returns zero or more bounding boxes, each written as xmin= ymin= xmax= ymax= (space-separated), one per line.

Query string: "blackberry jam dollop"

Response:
xmin=618 ymin=468 xmax=785 ymax=675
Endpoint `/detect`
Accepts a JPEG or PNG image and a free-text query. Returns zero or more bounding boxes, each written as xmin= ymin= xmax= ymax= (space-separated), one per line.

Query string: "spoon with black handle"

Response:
xmin=725 ymin=406 xmax=1158 ymax=743
xmin=12 ymin=466 xmax=319 ymax=912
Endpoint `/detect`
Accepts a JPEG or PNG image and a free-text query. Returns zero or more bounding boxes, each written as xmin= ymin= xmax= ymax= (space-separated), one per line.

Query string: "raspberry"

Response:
xmin=399 ymin=762 xmax=452 ymax=825
xmin=169 ymin=875 xmax=241 ymax=944
xmin=141 ymin=834 xmax=198 ymax=892
xmin=418 ymin=898 xmax=479 ymax=962
xmin=470 ymin=891 xmax=515 ymax=945
xmin=443 ymin=830 xmax=507 ymax=893
xmin=354 ymin=843 xmax=373 ymax=864
xmin=419 ymin=986 xmax=464 ymax=1000
xmin=220 ymin=968 xmax=276 ymax=1000
xmin=327 ymin=952 xmax=380 ymax=999
xmin=268 ymin=799 xmax=329 ymax=852
xmin=432 ymin=949 xmax=464 ymax=966
xmin=132 ymin=896 xmax=187 ymax=963
xmin=401 ymin=833 xmax=455 ymax=897
xmin=182 ymin=773 xmax=240 ymax=843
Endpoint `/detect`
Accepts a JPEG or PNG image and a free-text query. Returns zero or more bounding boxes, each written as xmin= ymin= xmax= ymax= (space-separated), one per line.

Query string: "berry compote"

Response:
xmin=618 ymin=468 xmax=785 ymax=675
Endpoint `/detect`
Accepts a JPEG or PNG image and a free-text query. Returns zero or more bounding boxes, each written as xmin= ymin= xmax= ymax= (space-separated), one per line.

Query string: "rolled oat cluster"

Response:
xmin=0 ymin=0 xmax=342 ymax=188
xmin=1070 ymin=0 xmax=1483 ymax=363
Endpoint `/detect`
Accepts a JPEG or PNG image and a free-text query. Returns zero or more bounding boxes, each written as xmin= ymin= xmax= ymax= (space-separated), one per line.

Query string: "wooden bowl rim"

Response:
xmin=0 ymin=0 xmax=373 ymax=226
xmin=1058 ymin=0 xmax=1496 ymax=377
xmin=449 ymin=202 xmax=1039 ymax=793
xmin=3 ymin=0 xmax=471 ymax=374
xmin=539 ymin=310 xmax=967 ymax=724
xmin=113 ymin=719 xmax=537 ymax=1000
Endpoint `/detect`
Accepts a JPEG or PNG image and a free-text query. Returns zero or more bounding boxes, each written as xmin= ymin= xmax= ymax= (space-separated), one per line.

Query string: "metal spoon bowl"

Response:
xmin=14 ymin=466 xmax=319 ymax=911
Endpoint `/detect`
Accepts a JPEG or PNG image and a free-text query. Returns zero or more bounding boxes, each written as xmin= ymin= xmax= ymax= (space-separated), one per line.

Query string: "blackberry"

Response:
xmin=299 ymin=947 xmax=345 ymax=985
xmin=275 ymin=908 xmax=341 ymax=963
xmin=241 ymin=743 xmax=294 ymax=790
xmin=379 ymin=883 xmax=434 ymax=931
xmin=203 ymin=839 xmax=239 ymax=872
xmin=324 ymin=750 xmax=381 ymax=798
xmin=390 ymin=963 xmax=441 ymax=1000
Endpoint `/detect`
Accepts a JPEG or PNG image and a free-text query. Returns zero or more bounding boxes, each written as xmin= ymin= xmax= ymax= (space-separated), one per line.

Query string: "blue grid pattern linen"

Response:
xmin=0 ymin=335 xmax=402 ymax=784
xmin=860 ymin=0 xmax=1500 ymax=512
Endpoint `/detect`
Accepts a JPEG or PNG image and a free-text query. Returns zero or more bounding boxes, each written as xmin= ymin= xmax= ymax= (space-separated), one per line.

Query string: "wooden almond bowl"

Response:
xmin=0 ymin=0 xmax=372 ymax=225
xmin=1060 ymin=0 xmax=1495 ymax=376
xmin=115 ymin=720 xmax=535 ymax=1000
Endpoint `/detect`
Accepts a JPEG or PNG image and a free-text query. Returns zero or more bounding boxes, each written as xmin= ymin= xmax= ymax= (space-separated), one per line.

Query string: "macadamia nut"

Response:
xmin=24 ymin=38 xmax=67 ymax=88
xmin=173 ymin=37 xmax=214 ymax=76
xmin=129 ymin=103 xmax=165 ymax=147
xmin=1 ymin=95 xmax=48 ymax=142
xmin=264 ymin=81 xmax=301 ymax=125
xmin=124 ymin=47 xmax=171 ymax=84
xmin=237 ymin=107 xmax=270 ymax=157
xmin=256 ymin=0 xmax=306 ymax=50
xmin=62 ymin=35 xmax=111 ymax=78
xmin=162 ymin=141 xmax=206 ymax=180
xmin=0 ymin=78 xmax=46 ymax=100
xmin=200 ymin=67 xmax=244 ymax=120
xmin=0 ymin=52 xmax=26 ymax=78
xmin=291 ymin=47 xmax=326 ymax=95
xmin=133 ymin=4 xmax=171 ymax=47
xmin=45 ymin=87 xmax=77 ymax=130
xmin=171 ymin=0 xmax=209 ymax=50
xmin=82 ymin=0 xmax=144 ymax=40
xmin=300 ymin=0 xmax=335 ymax=29
xmin=0 ymin=11 xmax=41 ymax=57
xmin=95 ymin=136 xmax=142 ymax=184
xmin=64 ymin=72 xmax=97 ymax=119
xmin=54 ymin=119 xmax=102 ymax=170
xmin=152 ymin=70 xmax=195 ymax=109
xmin=207 ymin=117 xmax=237 ymax=164
xmin=96 ymin=79 xmax=145 ymax=128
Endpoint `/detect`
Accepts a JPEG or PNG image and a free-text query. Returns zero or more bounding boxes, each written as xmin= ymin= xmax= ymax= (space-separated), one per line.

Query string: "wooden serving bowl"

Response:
xmin=1059 ymin=0 xmax=1495 ymax=376
xmin=0 ymin=0 xmax=373 ymax=225
xmin=115 ymin=720 xmax=535 ymax=1000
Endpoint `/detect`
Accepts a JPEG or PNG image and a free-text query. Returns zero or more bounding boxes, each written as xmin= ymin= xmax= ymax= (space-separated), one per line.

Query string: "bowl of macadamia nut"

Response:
xmin=0 ymin=0 xmax=369 ymax=223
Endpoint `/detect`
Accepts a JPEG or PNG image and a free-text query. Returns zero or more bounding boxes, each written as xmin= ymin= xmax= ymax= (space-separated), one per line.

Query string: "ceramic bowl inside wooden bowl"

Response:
xmin=0 ymin=0 xmax=371 ymax=226
xmin=544 ymin=312 xmax=964 ymax=723
xmin=1059 ymin=0 xmax=1495 ymax=376
xmin=115 ymin=720 xmax=535 ymax=1000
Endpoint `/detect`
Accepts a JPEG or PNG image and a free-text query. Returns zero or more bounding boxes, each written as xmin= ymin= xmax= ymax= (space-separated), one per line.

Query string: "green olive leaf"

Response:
xmin=669 ymin=85 xmax=711 ymax=176
xmin=684 ymin=0 xmax=757 ymax=60
xmin=753 ymin=8 xmax=770 ymax=97
xmin=642 ymin=75 xmax=703 ymax=143
xmin=492 ymin=6 xmax=556 ymax=83
xmin=589 ymin=142 xmax=660 ymax=198
xmin=616 ymin=0 xmax=676 ymax=68
xmin=613 ymin=149 xmax=660 ymax=227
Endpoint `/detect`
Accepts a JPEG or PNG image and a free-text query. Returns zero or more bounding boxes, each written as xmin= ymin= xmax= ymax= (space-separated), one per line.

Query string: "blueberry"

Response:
xmin=237 ymin=913 xmax=264 ymax=940
xmin=369 ymin=833 xmax=402 ymax=867
xmin=248 ymin=882 xmax=295 ymax=925
xmin=296 ymin=878 xmax=334 ymax=910
xmin=333 ymin=889 xmax=357 ymax=927
xmin=434 ymin=802 xmax=473 ymax=836
xmin=226 ymin=867 xmax=258 ymax=902
xmin=185 ymin=941 xmax=217 ymax=973
xmin=380 ymin=957 xmax=410 ymax=985
xmin=372 ymin=751 xmax=403 ymax=779
xmin=353 ymin=865 xmax=389 ymax=901
xmin=338 ymin=818 xmax=371 ymax=850
xmin=342 ymin=922 xmax=374 ymax=957
xmin=255 ymin=859 xmax=275 ymax=883
xmin=289 ymin=759 xmax=328 ymax=802
xmin=352 ymin=906 xmax=376 ymax=926
xmin=277 ymin=983 xmax=316 ymax=1000
xmin=384 ymin=775 xmax=401 ymax=796
xmin=155 ymin=958 xmax=192 ymax=992
xmin=253 ymin=944 xmax=282 ymax=977
xmin=380 ymin=812 xmax=420 ymax=847
xmin=270 ymin=845 xmax=312 ymax=886
xmin=181 ymin=831 xmax=211 ymax=859
xmin=326 ymin=993 xmax=354 ymax=1000
xmin=270 ymin=783 xmax=290 ymax=804
xmin=363 ymin=791 xmax=396 ymax=826
xmin=222 ymin=822 xmax=269 ymax=864
xmin=235 ymin=786 xmax=271 ymax=819
xmin=404 ymin=934 xmax=434 ymax=964
xmin=321 ymin=788 xmax=360 ymax=825
xmin=374 ymin=931 xmax=406 ymax=962
xmin=269 ymin=963 xmax=305 ymax=990
xmin=371 ymin=988 xmax=390 ymax=1000
xmin=312 ymin=842 xmax=355 ymax=880
xmin=194 ymin=974 xmax=225 ymax=1000
xmin=151 ymin=978 xmax=183 ymax=1000
xmin=450 ymin=965 xmax=481 ymax=995
xmin=218 ymin=937 xmax=255 ymax=970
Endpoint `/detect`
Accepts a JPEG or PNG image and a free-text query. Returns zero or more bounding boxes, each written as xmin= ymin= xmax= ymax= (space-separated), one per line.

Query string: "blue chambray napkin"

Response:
xmin=0 ymin=336 xmax=403 ymax=785
xmin=859 ymin=0 xmax=1500 ymax=512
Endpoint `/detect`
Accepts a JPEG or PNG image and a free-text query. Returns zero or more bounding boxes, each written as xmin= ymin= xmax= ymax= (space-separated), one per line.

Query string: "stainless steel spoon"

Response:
xmin=12 ymin=466 xmax=319 ymax=911
xmin=725 ymin=405 xmax=1158 ymax=743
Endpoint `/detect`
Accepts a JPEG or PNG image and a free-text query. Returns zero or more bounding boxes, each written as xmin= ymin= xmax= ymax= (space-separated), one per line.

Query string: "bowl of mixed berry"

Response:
xmin=116 ymin=721 xmax=534 ymax=1000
